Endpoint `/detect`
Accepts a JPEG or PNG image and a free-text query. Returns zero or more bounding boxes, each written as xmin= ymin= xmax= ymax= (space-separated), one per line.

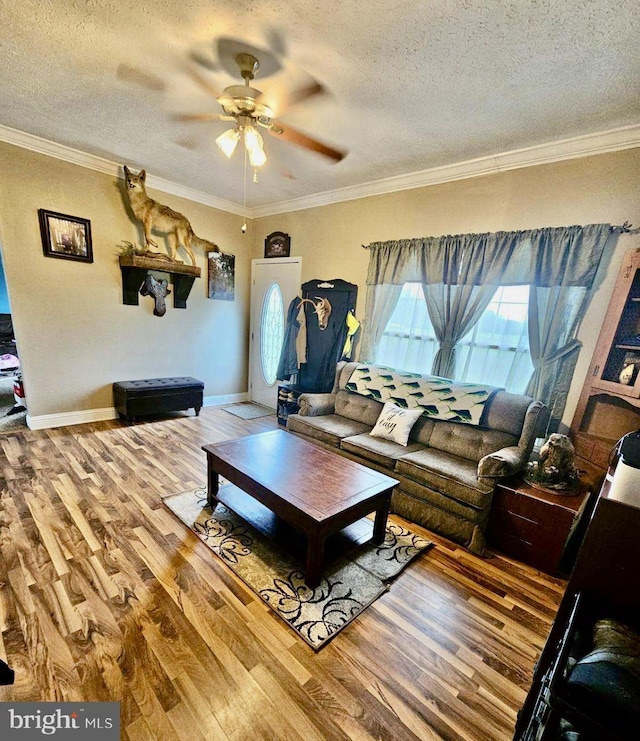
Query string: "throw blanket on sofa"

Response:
xmin=345 ymin=365 xmax=501 ymax=426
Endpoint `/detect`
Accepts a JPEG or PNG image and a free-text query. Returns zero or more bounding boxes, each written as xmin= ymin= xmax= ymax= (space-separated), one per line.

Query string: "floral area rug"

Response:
xmin=163 ymin=487 xmax=432 ymax=650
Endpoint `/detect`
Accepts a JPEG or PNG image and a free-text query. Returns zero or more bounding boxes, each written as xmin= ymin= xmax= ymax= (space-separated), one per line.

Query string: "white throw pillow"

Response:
xmin=369 ymin=402 xmax=423 ymax=446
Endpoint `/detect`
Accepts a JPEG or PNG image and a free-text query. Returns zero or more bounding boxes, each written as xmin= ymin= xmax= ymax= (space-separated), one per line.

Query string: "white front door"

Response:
xmin=249 ymin=257 xmax=302 ymax=408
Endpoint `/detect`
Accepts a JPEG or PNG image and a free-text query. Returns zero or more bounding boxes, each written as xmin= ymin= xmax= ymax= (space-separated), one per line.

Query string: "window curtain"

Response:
xmin=363 ymin=223 xmax=612 ymax=426
xmin=359 ymin=283 xmax=402 ymax=362
xmin=422 ymin=282 xmax=497 ymax=378
xmin=523 ymin=225 xmax=615 ymax=430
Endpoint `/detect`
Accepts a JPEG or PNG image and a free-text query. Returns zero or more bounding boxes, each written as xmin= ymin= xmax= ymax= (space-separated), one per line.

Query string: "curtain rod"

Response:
xmin=362 ymin=223 xmax=639 ymax=248
xmin=610 ymin=221 xmax=640 ymax=234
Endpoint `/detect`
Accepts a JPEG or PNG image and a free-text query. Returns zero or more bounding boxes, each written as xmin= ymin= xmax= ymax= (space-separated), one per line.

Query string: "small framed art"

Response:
xmin=264 ymin=231 xmax=291 ymax=258
xmin=207 ymin=250 xmax=235 ymax=301
xmin=38 ymin=209 xmax=93 ymax=263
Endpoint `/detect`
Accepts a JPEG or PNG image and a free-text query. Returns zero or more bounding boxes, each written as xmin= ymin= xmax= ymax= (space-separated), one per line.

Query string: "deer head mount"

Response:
xmin=140 ymin=273 xmax=171 ymax=317
xmin=300 ymin=296 xmax=332 ymax=330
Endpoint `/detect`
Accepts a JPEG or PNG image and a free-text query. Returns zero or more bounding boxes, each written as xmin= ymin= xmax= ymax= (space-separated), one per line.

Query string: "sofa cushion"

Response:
xmin=395 ymin=475 xmax=489 ymax=525
xmin=409 ymin=416 xmax=436 ymax=446
xmin=482 ymin=390 xmax=534 ymax=437
xmin=335 ymin=388 xmax=383 ymax=426
xmin=395 ymin=448 xmax=493 ymax=509
xmin=391 ymin=485 xmax=487 ymax=555
xmin=370 ymin=402 xmax=423 ymax=446
xmin=286 ymin=413 xmax=370 ymax=448
xmin=427 ymin=421 xmax=518 ymax=463
xmin=341 ymin=433 xmax=424 ymax=470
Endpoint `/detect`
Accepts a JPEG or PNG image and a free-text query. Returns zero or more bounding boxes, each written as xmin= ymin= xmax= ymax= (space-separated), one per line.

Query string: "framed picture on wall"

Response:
xmin=207 ymin=250 xmax=235 ymax=301
xmin=264 ymin=231 xmax=291 ymax=258
xmin=38 ymin=209 xmax=93 ymax=263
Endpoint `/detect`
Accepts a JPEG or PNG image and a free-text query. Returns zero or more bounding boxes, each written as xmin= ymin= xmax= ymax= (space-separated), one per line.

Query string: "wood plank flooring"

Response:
xmin=0 ymin=407 xmax=564 ymax=740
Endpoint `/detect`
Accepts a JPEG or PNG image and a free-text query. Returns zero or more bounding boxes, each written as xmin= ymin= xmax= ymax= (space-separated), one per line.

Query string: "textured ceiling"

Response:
xmin=1 ymin=0 xmax=639 ymax=210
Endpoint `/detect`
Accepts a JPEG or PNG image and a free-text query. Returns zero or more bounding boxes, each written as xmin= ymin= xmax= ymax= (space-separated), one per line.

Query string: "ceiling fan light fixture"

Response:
xmin=215 ymin=127 xmax=240 ymax=158
xmin=244 ymin=126 xmax=267 ymax=167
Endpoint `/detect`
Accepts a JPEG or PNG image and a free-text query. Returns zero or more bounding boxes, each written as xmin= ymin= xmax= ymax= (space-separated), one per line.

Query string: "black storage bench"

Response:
xmin=113 ymin=377 xmax=204 ymax=424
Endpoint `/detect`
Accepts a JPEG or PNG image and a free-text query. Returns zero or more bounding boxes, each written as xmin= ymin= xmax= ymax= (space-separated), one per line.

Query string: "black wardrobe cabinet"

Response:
xmin=297 ymin=279 xmax=358 ymax=393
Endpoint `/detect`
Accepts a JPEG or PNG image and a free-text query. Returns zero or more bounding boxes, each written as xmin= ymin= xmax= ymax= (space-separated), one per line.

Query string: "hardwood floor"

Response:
xmin=0 ymin=407 xmax=564 ymax=740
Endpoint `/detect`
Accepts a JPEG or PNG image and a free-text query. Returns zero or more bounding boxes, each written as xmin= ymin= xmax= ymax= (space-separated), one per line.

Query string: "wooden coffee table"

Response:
xmin=202 ymin=429 xmax=399 ymax=587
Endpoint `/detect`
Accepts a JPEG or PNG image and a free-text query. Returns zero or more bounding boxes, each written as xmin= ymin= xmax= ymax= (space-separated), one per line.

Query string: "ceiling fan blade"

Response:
xmin=268 ymin=122 xmax=346 ymax=162
xmin=183 ymin=65 xmax=221 ymax=99
xmin=258 ymin=80 xmax=325 ymax=116
xmin=174 ymin=136 xmax=199 ymax=150
xmin=189 ymin=49 xmax=220 ymax=73
xmin=265 ymin=28 xmax=288 ymax=59
xmin=116 ymin=64 xmax=166 ymax=92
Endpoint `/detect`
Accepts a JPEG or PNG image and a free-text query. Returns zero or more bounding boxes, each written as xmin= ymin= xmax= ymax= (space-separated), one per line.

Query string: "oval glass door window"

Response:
xmin=260 ymin=282 xmax=285 ymax=386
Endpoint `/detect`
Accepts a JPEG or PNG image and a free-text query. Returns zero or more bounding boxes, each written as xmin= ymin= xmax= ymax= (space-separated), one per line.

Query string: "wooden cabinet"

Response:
xmin=487 ymin=478 xmax=591 ymax=575
xmin=571 ymin=248 xmax=640 ymax=479
xmin=514 ymin=485 xmax=640 ymax=740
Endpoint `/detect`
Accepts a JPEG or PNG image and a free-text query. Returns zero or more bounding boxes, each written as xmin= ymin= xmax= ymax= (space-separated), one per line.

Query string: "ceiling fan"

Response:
xmin=179 ymin=52 xmax=346 ymax=167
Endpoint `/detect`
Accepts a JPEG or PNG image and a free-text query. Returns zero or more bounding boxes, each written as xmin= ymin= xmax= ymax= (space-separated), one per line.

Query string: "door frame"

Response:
xmin=249 ymin=256 xmax=302 ymax=405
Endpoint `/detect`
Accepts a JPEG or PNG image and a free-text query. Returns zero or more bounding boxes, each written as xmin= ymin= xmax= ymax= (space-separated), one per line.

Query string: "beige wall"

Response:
xmin=2 ymin=142 xmax=639 ymax=427
xmin=0 ymin=143 xmax=252 ymax=419
xmin=253 ymin=148 xmax=640 ymax=428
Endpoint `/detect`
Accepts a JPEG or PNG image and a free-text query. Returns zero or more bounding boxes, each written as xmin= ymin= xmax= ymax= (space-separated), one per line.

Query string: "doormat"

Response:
xmin=221 ymin=402 xmax=276 ymax=420
xmin=163 ymin=487 xmax=432 ymax=650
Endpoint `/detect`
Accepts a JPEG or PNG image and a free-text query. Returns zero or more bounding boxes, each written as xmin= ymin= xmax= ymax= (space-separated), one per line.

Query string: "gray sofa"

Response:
xmin=287 ymin=361 xmax=549 ymax=554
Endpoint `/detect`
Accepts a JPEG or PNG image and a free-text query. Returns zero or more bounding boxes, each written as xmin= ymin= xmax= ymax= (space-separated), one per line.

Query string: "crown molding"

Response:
xmin=2 ymin=122 xmax=639 ymax=220
xmin=0 ymin=124 xmax=244 ymax=216
xmin=251 ymin=124 xmax=640 ymax=217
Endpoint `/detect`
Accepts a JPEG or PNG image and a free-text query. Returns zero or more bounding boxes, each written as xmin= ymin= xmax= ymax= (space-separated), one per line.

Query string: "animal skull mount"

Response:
xmin=140 ymin=273 xmax=171 ymax=317
xmin=300 ymin=297 xmax=332 ymax=330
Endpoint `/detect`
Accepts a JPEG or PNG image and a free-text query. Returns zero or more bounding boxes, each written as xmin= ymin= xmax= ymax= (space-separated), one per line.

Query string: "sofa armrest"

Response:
xmin=478 ymin=446 xmax=528 ymax=480
xmin=297 ymin=392 xmax=336 ymax=417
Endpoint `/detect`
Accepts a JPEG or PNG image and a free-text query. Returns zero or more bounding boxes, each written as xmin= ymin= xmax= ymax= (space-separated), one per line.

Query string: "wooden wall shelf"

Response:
xmin=119 ymin=254 xmax=201 ymax=310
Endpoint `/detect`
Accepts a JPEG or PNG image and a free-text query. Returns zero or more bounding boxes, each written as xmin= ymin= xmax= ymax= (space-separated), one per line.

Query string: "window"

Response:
xmin=376 ymin=283 xmax=534 ymax=392
xmin=260 ymin=282 xmax=284 ymax=386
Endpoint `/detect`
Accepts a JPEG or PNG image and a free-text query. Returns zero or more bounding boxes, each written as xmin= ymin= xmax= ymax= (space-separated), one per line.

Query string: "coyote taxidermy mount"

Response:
xmin=123 ymin=166 xmax=219 ymax=266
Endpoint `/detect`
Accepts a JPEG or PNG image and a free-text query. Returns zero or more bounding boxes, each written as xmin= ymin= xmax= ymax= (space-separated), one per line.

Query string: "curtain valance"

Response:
xmin=365 ymin=224 xmax=611 ymax=288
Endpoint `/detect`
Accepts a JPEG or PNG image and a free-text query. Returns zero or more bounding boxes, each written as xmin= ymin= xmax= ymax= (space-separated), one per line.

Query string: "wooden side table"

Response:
xmin=487 ymin=477 xmax=592 ymax=575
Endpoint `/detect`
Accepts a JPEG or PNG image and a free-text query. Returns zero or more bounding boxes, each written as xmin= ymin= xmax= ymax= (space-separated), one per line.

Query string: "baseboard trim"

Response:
xmin=203 ymin=392 xmax=250 ymax=406
xmin=25 ymin=392 xmax=250 ymax=430
xmin=27 ymin=407 xmax=118 ymax=430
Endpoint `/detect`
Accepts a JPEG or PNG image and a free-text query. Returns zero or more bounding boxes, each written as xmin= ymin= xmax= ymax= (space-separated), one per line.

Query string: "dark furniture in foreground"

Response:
xmin=114 ymin=376 xmax=204 ymax=424
xmin=514 ymin=480 xmax=640 ymax=740
xmin=202 ymin=429 xmax=398 ymax=588
xmin=487 ymin=477 xmax=592 ymax=575
xmin=0 ymin=657 xmax=14 ymax=685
